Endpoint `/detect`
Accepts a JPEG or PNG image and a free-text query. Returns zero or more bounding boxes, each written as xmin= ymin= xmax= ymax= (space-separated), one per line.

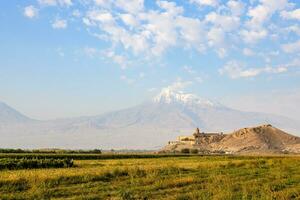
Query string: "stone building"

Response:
xmin=168 ymin=128 xmax=224 ymax=146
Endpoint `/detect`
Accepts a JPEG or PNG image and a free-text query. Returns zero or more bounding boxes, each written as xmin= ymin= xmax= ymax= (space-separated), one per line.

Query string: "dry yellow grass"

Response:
xmin=0 ymin=155 xmax=300 ymax=199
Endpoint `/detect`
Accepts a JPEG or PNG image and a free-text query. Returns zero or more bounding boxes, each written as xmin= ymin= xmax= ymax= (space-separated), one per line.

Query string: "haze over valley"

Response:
xmin=1 ymin=87 xmax=300 ymax=149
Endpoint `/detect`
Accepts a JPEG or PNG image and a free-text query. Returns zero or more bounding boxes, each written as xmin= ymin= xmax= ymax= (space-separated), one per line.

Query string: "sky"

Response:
xmin=0 ymin=0 xmax=300 ymax=120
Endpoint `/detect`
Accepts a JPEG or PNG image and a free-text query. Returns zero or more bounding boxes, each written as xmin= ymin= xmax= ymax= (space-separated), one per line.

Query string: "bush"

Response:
xmin=0 ymin=148 xmax=28 ymax=153
xmin=190 ymin=149 xmax=199 ymax=154
xmin=0 ymin=158 xmax=74 ymax=170
xmin=0 ymin=153 xmax=198 ymax=160
xmin=0 ymin=148 xmax=102 ymax=154
xmin=181 ymin=148 xmax=190 ymax=154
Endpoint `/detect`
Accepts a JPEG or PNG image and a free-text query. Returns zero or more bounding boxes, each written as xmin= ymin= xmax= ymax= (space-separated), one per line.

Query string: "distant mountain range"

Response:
xmin=0 ymin=102 xmax=33 ymax=124
xmin=1 ymin=89 xmax=300 ymax=149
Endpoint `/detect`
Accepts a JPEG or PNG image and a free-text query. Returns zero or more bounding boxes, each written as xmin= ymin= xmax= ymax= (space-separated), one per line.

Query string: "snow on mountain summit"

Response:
xmin=153 ymin=88 xmax=216 ymax=107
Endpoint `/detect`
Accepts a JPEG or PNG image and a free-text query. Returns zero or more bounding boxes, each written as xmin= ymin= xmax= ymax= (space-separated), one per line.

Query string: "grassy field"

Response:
xmin=0 ymin=155 xmax=300 ymax=200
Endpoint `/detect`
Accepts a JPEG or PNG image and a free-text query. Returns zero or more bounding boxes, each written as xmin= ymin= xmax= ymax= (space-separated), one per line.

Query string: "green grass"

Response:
xmin=0 ymin=155 xmax=299 ymax=199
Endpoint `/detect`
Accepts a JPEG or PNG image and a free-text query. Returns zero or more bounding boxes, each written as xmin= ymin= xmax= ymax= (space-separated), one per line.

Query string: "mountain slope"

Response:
xmin=0 ymin=90 xmax=300 ymax=149
xmin=75 ymin=89 xmax=300 ymax=133
xmin=214 ymin=124 xmax=300 ymax=153
xmin=0 ymin=102 xmax=32 ymax=124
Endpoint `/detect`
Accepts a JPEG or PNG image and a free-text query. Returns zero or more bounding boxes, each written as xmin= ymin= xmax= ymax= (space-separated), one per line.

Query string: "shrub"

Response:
xmin=0 ymin=158 xmax=74 ymax=170
xmin=0 ymin=153 xmax=198 ymax=160
xmin=190 ymin=149 xmax=199 ymax=154
xmin=181 ymin=148 xmax=190 ymax=154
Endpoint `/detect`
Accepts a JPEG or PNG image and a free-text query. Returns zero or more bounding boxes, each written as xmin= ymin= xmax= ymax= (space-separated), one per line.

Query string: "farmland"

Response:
xmin=0 ymin=154 xmax=300 ymax=200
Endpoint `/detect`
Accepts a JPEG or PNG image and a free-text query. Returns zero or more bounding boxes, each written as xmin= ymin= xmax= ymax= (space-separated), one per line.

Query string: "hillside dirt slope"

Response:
xmin=164 ymin=124 xmax=300 ymax=154
xmin=214 ymin=124 xmax=300 ymax=153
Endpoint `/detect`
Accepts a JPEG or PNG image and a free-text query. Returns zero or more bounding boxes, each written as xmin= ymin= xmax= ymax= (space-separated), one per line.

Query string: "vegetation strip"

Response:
xmin=0 ymin=153 xmax=295 ymax=160
xmin=0 ymin=158 xmax=74 ymax=170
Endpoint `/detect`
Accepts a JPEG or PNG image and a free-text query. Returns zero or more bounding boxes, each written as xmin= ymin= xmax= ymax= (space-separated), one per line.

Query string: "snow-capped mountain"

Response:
xmin=153 ymin=88 xmax=216 ymax=107
xmin=1 ymin=90 xmax=300 ymax=149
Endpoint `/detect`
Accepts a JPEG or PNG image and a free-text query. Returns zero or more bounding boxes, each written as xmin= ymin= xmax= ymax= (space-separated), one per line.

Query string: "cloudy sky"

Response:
xmin=0 ymin=0 xmax=300 ymax=120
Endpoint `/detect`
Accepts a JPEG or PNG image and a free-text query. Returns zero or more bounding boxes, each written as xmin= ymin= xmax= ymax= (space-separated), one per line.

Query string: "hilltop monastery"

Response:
xmin=168 ymin=128 xmax=224 ymax=146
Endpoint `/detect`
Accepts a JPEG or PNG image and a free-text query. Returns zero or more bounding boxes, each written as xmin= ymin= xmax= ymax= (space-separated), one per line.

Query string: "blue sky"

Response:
xmin=0 ymin=0 xmax=300 ymax=120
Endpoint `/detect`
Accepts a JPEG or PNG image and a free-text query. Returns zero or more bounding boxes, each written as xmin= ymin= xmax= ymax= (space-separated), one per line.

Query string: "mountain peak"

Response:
xmin=0 ymin=101 xmax=32 ymax=124
xmin=153 ymin=88 xmax=216 ymax=107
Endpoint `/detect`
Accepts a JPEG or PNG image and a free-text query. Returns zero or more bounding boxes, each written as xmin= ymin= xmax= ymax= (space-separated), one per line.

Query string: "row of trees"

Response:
xmin=0 ymin=148 xmax=102 ymax=154
xmin=0 ymin=158 xmax=74 ymax=170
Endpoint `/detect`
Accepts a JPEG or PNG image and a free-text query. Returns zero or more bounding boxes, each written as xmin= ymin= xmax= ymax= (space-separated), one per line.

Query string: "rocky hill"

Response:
xmin=215 ymin=124 xmax=300 ymax=153
xmin=164 ymin=125 xmax=300 ymax=154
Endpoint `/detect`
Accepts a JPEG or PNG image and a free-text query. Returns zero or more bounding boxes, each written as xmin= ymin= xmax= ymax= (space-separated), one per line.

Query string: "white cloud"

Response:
xmin=33 ymin=0 xmax=300 ymax=69
xmin=105 ymin=50 xmax=128 ymax=69
xmin=176 ymin=16 xmax=205 ymax=51
xmin=115 ymin=0 xmax=144 ymax=14
xmin=120 ymin=14 xmax=139 ymax=27
xmin=281 ymin=9 xmax=300 ymax=20
xmin=243 ymin=48 xmax=255 ymax=56
xmin=85 ymin=10 xmax=149 ymax=55
xmin=227 ymin=0 xmax=245 ymax=16
xmin=87 ymin=10 xmax=114 ymax=24
xmin=52 ymin=19 xmax=67 ymax=29
xmin=246 ymin=0 xmax=288 ymax=30
xmin=38 ymin=0 xmax=72 ymax=7
xmin=82 ymin=0 xmax=208 ymax=58
xmin=219 ymin=60 xmax=288 ymax=79
xmin=285 ymin=25 xmax=300 ymax=35
xmin=190 ymin=0 xmax=218 ymax=7
xmin=94 ymin=0 xmax=110 ymax=6
xmin=165 ymin=80 xmax=193 ymax=92
xmin=24 ymin=5 xmax=38 ymax=19
xmin=219 ymin=61 xmax=260 ymax=79
xmin=281 ymin=40 xmax=300 ymax=53
xmin=82 ymin=18 xmax=95 ymax=26
xmin=207 ymin=27 xmax=224 ymax=47
xmin=205 ymin=12 xmax=240 ymax=32
xmin=240 ymin=0 xmax=288 ymax=44
xmin=216 ymin=48 xmax=227 ymax=58
xmin=157 ymin=0 xmax=184 ymax=13
xmin=240 ymin=29 xmax=268 ymax=43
